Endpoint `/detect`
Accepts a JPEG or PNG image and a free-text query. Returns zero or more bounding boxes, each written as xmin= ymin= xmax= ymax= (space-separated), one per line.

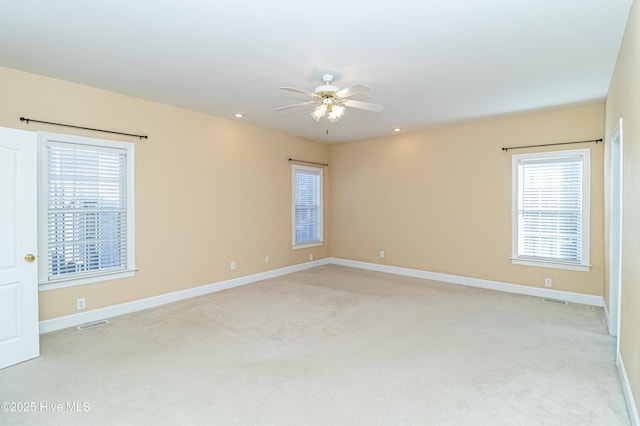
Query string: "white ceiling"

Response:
xmin=0 ymin=1 xmax=632 ymax=143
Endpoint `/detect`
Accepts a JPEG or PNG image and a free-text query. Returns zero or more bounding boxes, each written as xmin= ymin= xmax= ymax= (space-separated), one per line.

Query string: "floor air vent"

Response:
xmin=542 ymin=298 xmax=568 ymax=305
xmin=76 ymin=320 xmax=109 ymax=330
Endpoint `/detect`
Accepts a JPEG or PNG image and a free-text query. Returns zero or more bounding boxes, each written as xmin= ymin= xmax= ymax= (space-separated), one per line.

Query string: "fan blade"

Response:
xmin=343 ymin=99 xmax=384 ymax=112
xmin=280 ymin=87 xmax=319 ymax=98
xmin=335 ymin=83 xmax=370 ymax=98
xmin=274 ymin=100 xmax=318 ymax=111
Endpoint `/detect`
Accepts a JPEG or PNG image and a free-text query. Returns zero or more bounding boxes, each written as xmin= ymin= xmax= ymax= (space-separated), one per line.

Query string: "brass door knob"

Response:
xmin=24 ymin=253 xmax=35 ymax=262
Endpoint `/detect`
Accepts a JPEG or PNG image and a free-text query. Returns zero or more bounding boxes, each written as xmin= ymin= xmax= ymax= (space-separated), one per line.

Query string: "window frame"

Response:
xmin=291 ymin=164 xmax=324 ymax=249
xmin=511 ymin=148 xmax=590 ymax=272
xmin=37 ymin=132 xmax=136 ymax=291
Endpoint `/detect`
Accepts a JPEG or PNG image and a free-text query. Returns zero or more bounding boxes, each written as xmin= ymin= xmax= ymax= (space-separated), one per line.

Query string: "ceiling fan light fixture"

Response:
xmin=327 ymin=105 xmax=345 ymax=122
xmin=311 ymin=104 xmax=327 ymax=122
xmin=311 ymin=102 xmax=345 ymax=123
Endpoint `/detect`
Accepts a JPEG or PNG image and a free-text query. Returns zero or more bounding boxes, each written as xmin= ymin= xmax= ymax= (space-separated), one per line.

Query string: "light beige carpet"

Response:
xmin=0 ymin=265 xmax=630 ymax=425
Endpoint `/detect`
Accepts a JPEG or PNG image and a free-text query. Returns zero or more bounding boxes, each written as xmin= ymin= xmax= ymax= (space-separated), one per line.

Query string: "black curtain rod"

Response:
xmin=502 ymin=138 xmax=602 ymax=152
xmin=20 ymin=116 xmax=148 ymax=140
xmin=288 ymin=158 xmax=329 ymax=167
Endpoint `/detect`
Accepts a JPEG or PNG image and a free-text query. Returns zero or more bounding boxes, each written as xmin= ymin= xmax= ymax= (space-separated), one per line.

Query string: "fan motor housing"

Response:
xmin=315 ymin=85 xmax=339 ymax=94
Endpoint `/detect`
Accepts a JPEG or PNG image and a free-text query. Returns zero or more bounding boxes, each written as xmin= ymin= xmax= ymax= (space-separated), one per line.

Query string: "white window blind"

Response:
xmin=46 ymin=141 xmax=128 ymax=279
xmin=512 ymin=149 xmax=590 ymax=270
xmin=292 ymin=165 xmax=323 ymax=246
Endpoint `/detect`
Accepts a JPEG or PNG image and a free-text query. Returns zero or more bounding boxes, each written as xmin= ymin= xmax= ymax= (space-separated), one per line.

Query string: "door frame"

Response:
xmin=608 ymin=118 xmax=623 ymax=353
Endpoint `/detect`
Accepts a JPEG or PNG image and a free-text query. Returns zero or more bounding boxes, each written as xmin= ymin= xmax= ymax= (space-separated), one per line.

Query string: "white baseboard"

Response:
xmin=329 ymin=258 xmax=604 ymax=307
xmin=40 ymin=257 xmax=605 ymax=333
xmin=603 ymin=301 xmax=611 ymax=333
xmin=618 ymin=352 xmax=640 ymax=425
xmin=39 ymin=258 xmax=330 ymax=334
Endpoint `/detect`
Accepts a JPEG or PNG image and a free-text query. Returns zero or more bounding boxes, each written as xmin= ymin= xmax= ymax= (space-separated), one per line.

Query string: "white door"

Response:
xmin=0 ymin=127 xmax=39 ymax=369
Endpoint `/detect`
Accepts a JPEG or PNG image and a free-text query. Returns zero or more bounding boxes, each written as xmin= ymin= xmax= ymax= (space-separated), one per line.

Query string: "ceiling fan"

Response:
xmin=275 ymin=74 xmax=384 ymax=122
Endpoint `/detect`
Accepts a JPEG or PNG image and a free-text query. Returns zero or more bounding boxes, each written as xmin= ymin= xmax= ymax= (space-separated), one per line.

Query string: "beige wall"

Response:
xmin=0 ymin=66 xmax=331 ymax=320
xmin=330 ymin=103 xmax=605 ymax=296
xmin=0 ymin=67 xmax=607 ymax=315
xmin=605 ymin=0 xmax=640 ymax=414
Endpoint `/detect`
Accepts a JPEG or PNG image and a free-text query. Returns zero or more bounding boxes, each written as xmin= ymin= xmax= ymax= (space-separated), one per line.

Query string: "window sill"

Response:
xmin=39 ymin=269 xmax=136 ymax=291
xmin=292 ymin=241 xmax=324 ymax=250
xmin=511 ymin=258 xmax=590 ymax=272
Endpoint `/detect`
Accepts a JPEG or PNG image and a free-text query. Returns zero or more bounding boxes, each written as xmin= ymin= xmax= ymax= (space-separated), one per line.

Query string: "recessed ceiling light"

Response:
xmin=233 ymin=113 xmax=245 ymax=118
xmin=392 ymin=127 xmax=402 ymax=132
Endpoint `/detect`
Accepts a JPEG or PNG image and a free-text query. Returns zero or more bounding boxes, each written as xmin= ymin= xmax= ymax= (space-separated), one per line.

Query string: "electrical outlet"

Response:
xmin=379 ymin=250 xmax=385 ymax=258
xmin=265 ymin=255 xmax=270 ymax=263
xmin=309 ymin=254 xmax=314 ymax=261
xmin=230 ymin=261 xmax=237 ymax=270
xmin=76 ymin=298 xmax=85 ymax=310
xmin=545 ymin=278 xmax=552 ymax=288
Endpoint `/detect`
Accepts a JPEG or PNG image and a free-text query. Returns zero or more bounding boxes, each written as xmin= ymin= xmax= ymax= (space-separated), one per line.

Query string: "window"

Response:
xmin=38 ymin=132 xmax=135 ymax=289
xmin=292 ymin=165 xmax=323 ymax=248
xmin=511 ymin=149 xmax=590 ymax=271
